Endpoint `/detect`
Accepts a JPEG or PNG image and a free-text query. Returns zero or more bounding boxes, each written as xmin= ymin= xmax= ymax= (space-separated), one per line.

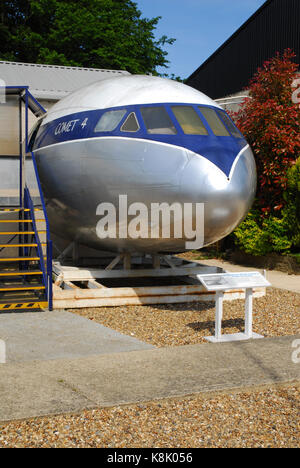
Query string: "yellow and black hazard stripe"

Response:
xmin=0 ymin=301 xmax=48 ymax=310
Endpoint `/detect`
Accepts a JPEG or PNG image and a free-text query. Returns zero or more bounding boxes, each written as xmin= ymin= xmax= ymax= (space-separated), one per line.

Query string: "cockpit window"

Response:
xmin=198 ymin=107 xmax=230 ymax=136
xmin=94 ymin=109 xmax=126 ymax=132
xmin=140 ymin=107 xmax=177 ymax=135
xmin=217 ymin=111 xmax=243 ymax=138
xmin=121 ymin=112 xmax=140 ymax=132
xmin=28 ymin=119 xmax=43 ymax=151
xmin=172 ymin=106 xmax=208 ymax=135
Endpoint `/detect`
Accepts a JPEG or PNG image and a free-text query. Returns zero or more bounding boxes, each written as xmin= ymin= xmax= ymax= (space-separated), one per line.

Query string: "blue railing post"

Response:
xmin=24 ymin=186 xmax=47 ymax=287
xmin=47 ymin=240 xmax=53 ymax=311
xmin=24 ymin=153 xmax=53 ymax=311
xmin=29 ymin=150 xmax=53 ymax=311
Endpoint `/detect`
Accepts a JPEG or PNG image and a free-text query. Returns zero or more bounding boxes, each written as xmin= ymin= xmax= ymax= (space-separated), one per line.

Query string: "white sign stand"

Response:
xmin=204 ymin=288 xmax=264 ymax=343
xmin=196 ymin=272 xmax=270 ymax=343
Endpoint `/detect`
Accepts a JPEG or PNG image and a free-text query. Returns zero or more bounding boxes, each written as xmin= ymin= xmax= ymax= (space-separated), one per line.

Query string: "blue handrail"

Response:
xmin=27 ymin=150 xmax=53 ymax=310
xmin=21 ymin=88 xmax=53 ymax=310
xmin=24 ymin=185 xmax=53 ymax=310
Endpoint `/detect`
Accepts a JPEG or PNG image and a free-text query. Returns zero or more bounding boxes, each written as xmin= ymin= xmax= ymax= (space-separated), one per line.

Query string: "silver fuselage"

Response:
xmin=32 ymin=76 xmax=257 ymax=254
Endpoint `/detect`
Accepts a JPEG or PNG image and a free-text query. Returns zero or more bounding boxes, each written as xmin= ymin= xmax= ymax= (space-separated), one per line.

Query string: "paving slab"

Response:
xmin=0 ymin=334 xmax=299 ymax=422
xmin=0 ymin=310 xmax=154 ymax=362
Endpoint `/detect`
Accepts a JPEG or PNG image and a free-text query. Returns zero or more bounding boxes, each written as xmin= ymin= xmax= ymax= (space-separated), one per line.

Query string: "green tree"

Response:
xmin=0 ymin=0 xmax=175 ymax=74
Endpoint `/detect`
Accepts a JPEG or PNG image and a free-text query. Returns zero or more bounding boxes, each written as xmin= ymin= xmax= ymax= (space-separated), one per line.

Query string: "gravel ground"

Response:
xmin=71 ymin=288 xmax=300 ymax=347
xmin=1 ymin=266 xmax=298 ymax=448
xmin=0 ymin=384 xmax=299 ymax=448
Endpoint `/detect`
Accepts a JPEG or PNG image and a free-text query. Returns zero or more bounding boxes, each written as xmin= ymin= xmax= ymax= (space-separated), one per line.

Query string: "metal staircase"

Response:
xmin=0 ymin=86 xmax=52 ymax=311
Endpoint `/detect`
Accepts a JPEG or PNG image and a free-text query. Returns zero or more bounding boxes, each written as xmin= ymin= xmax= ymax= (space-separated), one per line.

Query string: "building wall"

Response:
xmin=187 ymin=0 xmax=300 ymax=99
xmin=0 ymin=97 xmax=55 ymax=157
xmin=0 ymin=97 xmax=56 ymax=205
xmin=0 ymin=96 xmax=20 ymax=156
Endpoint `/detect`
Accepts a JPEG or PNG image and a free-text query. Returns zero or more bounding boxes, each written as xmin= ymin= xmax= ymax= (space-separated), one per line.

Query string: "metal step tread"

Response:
xmin=0 ymin=257 xmax=44 ymax=262
xmin=0 ymin=270 xmax=43 ymax=277
xmin=0 ymin=208 xmax=43 ymax=213
xmin=0 ymin=231 xmax=46 ymax=235
xmin=0 ymin=208 xmax=30 ymax=213
xmin=0 ymin=220 xmax=45 ymax=223
xmin=0 ymin=300 xmax=48 ymax=310
xmin=0 ymin=220 xmax=33 ymax=223
xmin=0 ymin=231 xmax=36 ymax=235
xmin=0 ymin=284 xmax=45 ymax=291
xmin=0 ymin=243 xmax=47 ymax=248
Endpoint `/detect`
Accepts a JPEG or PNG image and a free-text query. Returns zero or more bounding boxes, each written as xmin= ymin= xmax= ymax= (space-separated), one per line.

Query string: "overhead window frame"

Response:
xmin=120 ymin=111 xmax=140 ymax=133
xmin=29 ymin=117 xmax=44 ymax=151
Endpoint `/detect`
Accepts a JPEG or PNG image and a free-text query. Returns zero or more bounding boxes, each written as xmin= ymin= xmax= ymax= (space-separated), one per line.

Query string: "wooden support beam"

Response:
xmin=123 ymin=253 xmax=131 ymax=270
xmin=63 ymin=281 xmax=79 ymax=290
xmin=87 ymin=279 xmax=106 ymax=289
xmin=152 ymin=254 xmax=160 ymax=269
xmin=52 ymin=263 xmax=222 ymax=281
xmin=51 ymin=256 xmax=266 ymax=310
xmin=105 ymin=254 xmax=123 ymax=271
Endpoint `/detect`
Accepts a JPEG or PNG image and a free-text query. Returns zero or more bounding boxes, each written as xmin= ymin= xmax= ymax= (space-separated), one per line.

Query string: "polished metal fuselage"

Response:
xmin=32 ymin=75 xmax=257 ymax=254
xmin=34 ymin=136 xmax=256 ymax=254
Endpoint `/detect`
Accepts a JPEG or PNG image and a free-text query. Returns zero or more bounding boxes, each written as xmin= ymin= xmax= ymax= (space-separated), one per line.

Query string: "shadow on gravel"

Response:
xmin=149 ymin=302 xmax=215 ymax=313
xmin=186 ymin=318 xmax=244 ymax=335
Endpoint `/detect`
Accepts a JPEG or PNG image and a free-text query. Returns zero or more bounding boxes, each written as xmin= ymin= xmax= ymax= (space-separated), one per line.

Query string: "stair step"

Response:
xmin=0 ymin=208 xmax=42 ymax=213
xmin=0 ymin=284 xmax=45 ymax=291
xmin=0 ymin=220 xmax=33 ymax=223
xmin=0 ymin=208 xmax=30 ymax=213
xmin=0 ymin=257 xmax=44 ymax=262
xmin=0 ymin=271 xmax=43 ymax=277
xmin=0 ymin=220 xmax=45 ymax=223
xmin=0 ymin=300 xmax=48 ymax=311
xmin=0 ymin=231 xmax=35 ymax=235
xmin=0 ymin=243 xmax=47 ymax=248
xmin=0 ymin=231 xmax=46 ymax=235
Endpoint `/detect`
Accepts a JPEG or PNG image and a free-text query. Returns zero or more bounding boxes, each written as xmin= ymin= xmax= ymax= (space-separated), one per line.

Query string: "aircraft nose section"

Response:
xmin=181 ymin=145 xmax=257 ymax=246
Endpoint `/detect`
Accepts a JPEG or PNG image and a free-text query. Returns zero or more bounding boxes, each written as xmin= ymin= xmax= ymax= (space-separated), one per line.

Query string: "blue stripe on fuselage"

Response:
xmin=33 ymin=103 xmax=248 ymax=177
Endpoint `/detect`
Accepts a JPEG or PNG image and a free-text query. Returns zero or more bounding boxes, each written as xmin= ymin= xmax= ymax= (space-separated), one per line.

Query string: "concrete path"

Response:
xmin=0 ymin=311 xmax=153 ymax=363
xmin=199 ymin=258 xmax=300 ymax=294
xmin=0 ymin=334 xmax=299 ymax=422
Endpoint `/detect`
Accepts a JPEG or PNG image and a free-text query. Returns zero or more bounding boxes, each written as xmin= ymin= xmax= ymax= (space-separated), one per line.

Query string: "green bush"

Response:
xmin=233 ymin=157 xmax=300 ymax=256
xmin=282 ymin=157 xmax=300 ymax=248
xmin=233 ymin=211 xmax=292 ymax=256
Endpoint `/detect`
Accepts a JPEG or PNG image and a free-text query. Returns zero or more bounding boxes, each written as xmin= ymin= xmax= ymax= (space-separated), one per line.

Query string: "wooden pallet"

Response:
xmin=53 ymin=256 xmax=266 ymax=309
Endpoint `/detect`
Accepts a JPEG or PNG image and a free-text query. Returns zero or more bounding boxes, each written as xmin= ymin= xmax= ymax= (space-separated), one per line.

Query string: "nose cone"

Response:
xmin=181 ymin=145 xmax=257 ymax=246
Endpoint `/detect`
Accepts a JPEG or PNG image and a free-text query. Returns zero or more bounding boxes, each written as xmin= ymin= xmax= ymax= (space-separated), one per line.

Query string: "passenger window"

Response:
xmin=121 ymin=112 xmax=140 ymax=132
xmin=217 ymin=111 xmax=243 ymax=138
xmin=198 ymin=107 xmax=230 ymax=136
xmin=140 ymin=107 xmax=177 ymax=135
xmin=172 ymin=106 xmax=208 ymax=135
xmin=94 ymin=109 xmax=126 ymax=132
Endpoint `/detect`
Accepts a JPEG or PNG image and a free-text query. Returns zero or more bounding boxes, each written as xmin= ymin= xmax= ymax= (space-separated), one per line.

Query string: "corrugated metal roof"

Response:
xmin=0 ymin=61 xmax=130 ymax=100
xmin=187 ymin=0 xmax=300 ymax=99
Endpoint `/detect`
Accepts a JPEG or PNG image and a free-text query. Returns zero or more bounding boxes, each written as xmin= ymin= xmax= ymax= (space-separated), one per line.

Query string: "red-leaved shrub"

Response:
xmin=232 ymin=49 xmax=300 ymax=216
